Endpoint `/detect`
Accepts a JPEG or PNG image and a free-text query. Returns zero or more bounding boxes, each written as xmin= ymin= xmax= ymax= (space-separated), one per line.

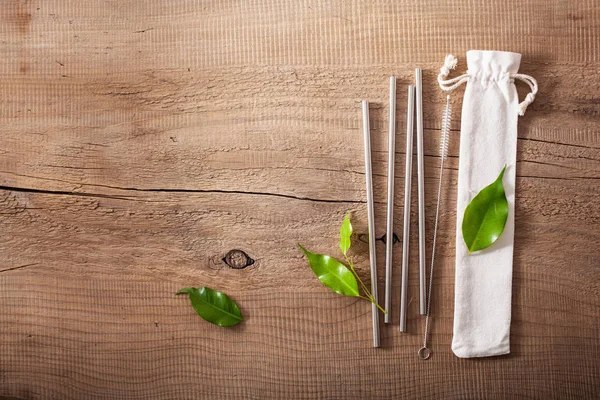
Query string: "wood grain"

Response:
xmin=0 ymin=0 xmax=599 ymax=399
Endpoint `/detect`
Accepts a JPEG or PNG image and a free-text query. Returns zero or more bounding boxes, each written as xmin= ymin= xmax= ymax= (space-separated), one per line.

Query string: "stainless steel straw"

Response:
xmin=415 ymin=68 xmax=427 ymax=316
xmin=400 ymin=87 xmax=415 ymax=333
xmin=362 ymin=100 xmax=380 ymax=347
xmin=384 ymin=77 xmax=396 ymax=323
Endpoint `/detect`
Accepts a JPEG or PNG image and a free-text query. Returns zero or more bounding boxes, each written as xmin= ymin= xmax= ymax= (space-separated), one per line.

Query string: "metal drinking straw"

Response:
xmin=362 ymin=100 xmax=380 ymax=347
xmin=415 ymin=68 xmax=427 ymax=316
xmin=384 ymin=76 xmax=396 ymax=324
xmin=400 ymin=86 xmax=415 ymax=332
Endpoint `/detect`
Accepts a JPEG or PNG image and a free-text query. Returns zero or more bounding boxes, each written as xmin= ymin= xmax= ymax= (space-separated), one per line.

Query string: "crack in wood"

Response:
xmin=133 ymin=28 xmax=154 ymax=33
xmin=518 ymin=136 xmax=600 ymax=150
xmin=0 ymin=263 xmax=39 ymax=274
xmin=75 ymin=183 xmax=366 ymax=204
xmin=522 ymin=159 xmax=577 ymax=170
xmin=0 ymin=185 xmax=364 ymax=204
xmin=0 ymin=185 xmax=145 ymax=202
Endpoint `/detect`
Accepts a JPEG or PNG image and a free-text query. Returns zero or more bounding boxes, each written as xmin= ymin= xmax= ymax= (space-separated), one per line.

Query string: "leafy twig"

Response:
xmin=299 ymin=213 xmax=386 ymax=314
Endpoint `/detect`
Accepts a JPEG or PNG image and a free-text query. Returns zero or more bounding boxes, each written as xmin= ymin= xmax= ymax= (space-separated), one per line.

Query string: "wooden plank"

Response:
xmin=1 ymin=0 xmax=599 ymax=398
xmin=0 ymin=189 xmax=598 ymax=399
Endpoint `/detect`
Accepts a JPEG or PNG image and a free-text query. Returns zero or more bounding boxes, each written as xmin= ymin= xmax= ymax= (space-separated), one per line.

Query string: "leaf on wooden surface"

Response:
xmin=462 ymin=166 xmax=509 ymax=253
xmin=297 ymin=244 xmax=360 ymax=297
xmin=339 ymin=213 xmax=352 ymax=256
xmin=177 ymin=287 xmax=243 ymax=327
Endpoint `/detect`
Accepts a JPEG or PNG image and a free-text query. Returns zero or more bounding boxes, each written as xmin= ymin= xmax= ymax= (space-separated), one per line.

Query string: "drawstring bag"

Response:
xmin=438 ymin=50 xmax=537 ymax=358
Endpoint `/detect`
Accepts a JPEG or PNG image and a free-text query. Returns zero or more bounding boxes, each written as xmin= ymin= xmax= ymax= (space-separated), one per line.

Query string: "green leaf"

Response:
xmin=177 ymin=287 xmax=243 ymax=327
xmin=298 ymin=244 xmax=360 ymax=297
xmin=462 ymin=166 xmax=509 ymax=253
xmin=339 ymin=213 xmax=352 ymax=256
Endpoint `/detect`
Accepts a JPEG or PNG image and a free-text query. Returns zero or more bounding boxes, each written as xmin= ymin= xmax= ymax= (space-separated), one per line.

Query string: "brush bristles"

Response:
xmin=440 ymin=96 xmax=451 ymax=161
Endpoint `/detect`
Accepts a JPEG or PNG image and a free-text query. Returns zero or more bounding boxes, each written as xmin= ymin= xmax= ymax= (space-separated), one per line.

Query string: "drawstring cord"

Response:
xmin=437 ymin=55 xmax=470 ymax=92
xmin=437 ymin=54 xmax=538 ymax=116
xmin=511 ymin=73 xmax=538 ymax=116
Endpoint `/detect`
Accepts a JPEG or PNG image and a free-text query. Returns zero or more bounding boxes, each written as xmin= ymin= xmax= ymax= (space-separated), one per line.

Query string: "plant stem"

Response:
xmin=372 ymin=299 xmax=387 ymax=314
xmin=346 ymin=255 xmax=387 ymax=315
xmin=344 ymin=255 xmax=371 ymax=295
xmin=358 ymin=296 xmax=387 ymax=315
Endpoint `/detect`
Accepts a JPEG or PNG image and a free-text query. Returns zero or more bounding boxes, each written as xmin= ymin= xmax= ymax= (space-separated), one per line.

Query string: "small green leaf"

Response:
xmin=462 ymin=166 xmax=509 ymax=253
xmin=177 ymin=287 xmax=243 ymax=327
xmin=339 ymin=213 xmax=352 ymax=256
xmin=298 ymin=244 xmax=360 ymax=297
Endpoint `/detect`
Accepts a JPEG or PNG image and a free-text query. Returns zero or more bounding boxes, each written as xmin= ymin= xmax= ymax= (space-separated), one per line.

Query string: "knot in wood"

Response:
xmin=381 ymin=232 xmax=400 ymax=245
xmin=358 ymin=232 xmax=400 ymax=245
xmin=222 ymin=249 xmax=254 ymax=269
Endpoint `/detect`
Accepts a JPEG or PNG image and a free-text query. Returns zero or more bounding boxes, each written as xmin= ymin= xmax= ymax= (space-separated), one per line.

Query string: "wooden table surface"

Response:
xmin=1 ymin=1 xmax=599 ymax=399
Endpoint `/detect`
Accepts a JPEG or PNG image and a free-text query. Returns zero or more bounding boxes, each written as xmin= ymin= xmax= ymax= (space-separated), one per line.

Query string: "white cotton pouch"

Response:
xmin=439 ymin=50 xmax=537 ymax=358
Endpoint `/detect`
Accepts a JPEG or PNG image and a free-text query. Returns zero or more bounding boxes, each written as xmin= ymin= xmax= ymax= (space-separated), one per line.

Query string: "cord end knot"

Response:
xmin=438 ymin=54 xmax=469 ymax=92
xmin=518 ymin=92 xmax=535 ymax=116
xmin=440 ymin=54 xmax=458 ymax=77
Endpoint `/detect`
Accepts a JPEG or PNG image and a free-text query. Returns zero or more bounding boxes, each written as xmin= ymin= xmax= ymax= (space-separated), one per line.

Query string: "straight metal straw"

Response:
xmin=361 ymin=100 xmax=380 ymax=347
xmin=400 ymin=86 xmax=415 ymax=333
xmin=384 ymin=76 xmax=396 ymax=324
xmin=415 ymin=68 xmax=427 ymax=316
